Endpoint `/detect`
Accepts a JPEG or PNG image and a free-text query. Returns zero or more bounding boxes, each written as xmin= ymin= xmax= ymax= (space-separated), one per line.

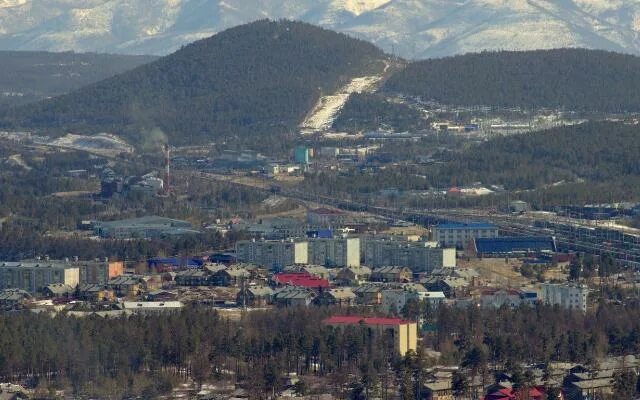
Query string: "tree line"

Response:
xmin=384 ymin=48 xmax=640 ymax=112
xmin=3 ymin=301 xmax=640 ymax=398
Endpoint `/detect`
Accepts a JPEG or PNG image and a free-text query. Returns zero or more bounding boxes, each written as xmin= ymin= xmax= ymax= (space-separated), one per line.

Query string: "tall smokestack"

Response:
xmin=164 ymin=144 xmax=170 ymax=195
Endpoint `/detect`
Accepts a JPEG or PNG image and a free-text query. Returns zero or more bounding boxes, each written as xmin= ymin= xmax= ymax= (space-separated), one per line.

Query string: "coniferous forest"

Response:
xmin=3 ymin=303 xmax=640 ymax=398
xmin=0 ymin=20 xmax=386 ymax=148
xmin=384 ymin=49 xmax=640 ymax=112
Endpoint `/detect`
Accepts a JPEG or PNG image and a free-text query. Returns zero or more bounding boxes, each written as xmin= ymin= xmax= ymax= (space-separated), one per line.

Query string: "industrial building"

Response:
xmin=473 ymin=236 xmax=557 ymax=258
xmin=94 ymin=216 xmax=199 ymax=239
xmin=307 ymin=208 xmax=346 ymax=227
xmin=235 ymin=239 xmax=308 ymax=270
xmin=432 ymin=222 xmax=499 ymax=248
xmin=307 ymin=237 xmax=360 ymax=267
xmin=363 ymin=239 xmax=456 ymax=272
xmin=323 ymin=316 xmax=418 ymax=356
xmin=540 ymin=283 xmax=589 ymax=312
xmin=0 ymin=261 xmax=80 ymax=293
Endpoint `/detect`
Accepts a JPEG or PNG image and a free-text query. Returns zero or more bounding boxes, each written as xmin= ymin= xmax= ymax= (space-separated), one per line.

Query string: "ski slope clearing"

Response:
xmin=300 ymin=75 xmax=383 ymax=133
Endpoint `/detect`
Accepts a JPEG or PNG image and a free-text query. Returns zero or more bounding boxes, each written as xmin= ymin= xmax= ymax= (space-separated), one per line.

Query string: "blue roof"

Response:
xmin=436 ymin=222 xmax=497 ymax=230
xmin=148 ymin=257 xmax=204 ymax=267
xmin=475 ymin=237 xmax=556 ymax=254
xmin=307 ymin=229 xmax=333 ymax=239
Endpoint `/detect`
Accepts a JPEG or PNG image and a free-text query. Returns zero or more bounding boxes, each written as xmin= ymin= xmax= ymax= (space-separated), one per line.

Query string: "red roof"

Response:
xmin=323 ymin=315 xmax=412 ymax=326
xmin=486 ymin=387 xmax=545 ymax=400
xmin=273 ymin=272 xmax=330 ymax=289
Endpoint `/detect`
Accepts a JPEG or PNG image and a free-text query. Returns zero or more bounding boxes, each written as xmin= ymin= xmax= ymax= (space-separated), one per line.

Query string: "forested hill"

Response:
xmin=384 ymin=49 xmax=640 ymax=112
xmin=436 ymin=121 xmax=640 ymax=190
xmin=0 ymin=20 xmax=387 ymax=147
xmin=0 ymin=51 xmax=157 ymax=109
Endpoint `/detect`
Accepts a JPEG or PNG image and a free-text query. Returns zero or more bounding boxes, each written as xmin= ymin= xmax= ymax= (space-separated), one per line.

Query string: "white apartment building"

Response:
xmin=540 ymin=283 xmax=589 ymax=313
xmin=0 ymin=261 xmax=80 ymax=293
xmin=308 ymin=237 xmax=360 ymax=267
xmin=235 ymin=239 xmax=308 ymax=270
xmin=432 ymin=222 xmax=499 ymax=248
xmin=364 ymin=239 xmax=456 ymax=273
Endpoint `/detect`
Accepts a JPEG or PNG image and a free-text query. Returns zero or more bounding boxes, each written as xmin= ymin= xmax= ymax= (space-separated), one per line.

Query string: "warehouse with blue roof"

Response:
xmin=473 ymin=236 xmax=557 ymax=257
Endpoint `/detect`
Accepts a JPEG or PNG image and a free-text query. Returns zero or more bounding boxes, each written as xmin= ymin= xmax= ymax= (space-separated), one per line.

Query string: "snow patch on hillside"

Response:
xmin=300 ymin=74 xmax=383 ymax=133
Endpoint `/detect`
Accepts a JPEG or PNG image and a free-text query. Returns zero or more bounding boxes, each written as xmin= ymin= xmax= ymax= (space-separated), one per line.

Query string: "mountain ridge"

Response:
xmin=0 ymin=0 xmax=639 ymax=59
xmin=0 ymin=20 xmax=387 ymax=148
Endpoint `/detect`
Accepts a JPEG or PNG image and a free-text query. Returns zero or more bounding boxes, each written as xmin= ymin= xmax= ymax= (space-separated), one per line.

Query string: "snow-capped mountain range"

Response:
xmin=1 ymin=0 xmax=640 ymax=59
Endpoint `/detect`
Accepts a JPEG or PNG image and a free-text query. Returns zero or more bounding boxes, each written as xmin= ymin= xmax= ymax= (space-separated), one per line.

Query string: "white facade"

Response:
xmin=235 ymin=240 xmax=308 ymax=270
xmin=308 ymin=237 xmax=360 ymax=267
xmin=540 ymin=283 xmax=589 ymax=313
xmin=0 ymin=261 xmax=80 ymax=293
xmin=364 ymin=239 xmax=456 ymax=272
xmin=432 ymin=223 xmax=499 ymax=248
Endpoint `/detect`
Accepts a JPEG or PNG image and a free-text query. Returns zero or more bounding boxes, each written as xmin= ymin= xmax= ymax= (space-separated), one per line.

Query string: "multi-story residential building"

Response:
xmin=235 ymin=239 xmax=308 ymax=270
xmin=364 ymin=239 xmax=456 ymax=272
xmin=0 ymin=261 xmax=80 ymax=293
xmin=540 ymin=283 xmax=589 ymax=312
xmin=323 ymin=316 xmax=418 ymax=356
xmin=432 ymin=222 xmax=499 ymax=248
xmin=77 ymin=258 xmax=124 ymax=284
xmin=307 ymin=237 xmax=360 ymax=267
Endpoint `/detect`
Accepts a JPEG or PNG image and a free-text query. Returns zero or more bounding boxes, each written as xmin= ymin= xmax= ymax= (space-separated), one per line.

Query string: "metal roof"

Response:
xmin=435 ymin=222 xmax=497 ymax=230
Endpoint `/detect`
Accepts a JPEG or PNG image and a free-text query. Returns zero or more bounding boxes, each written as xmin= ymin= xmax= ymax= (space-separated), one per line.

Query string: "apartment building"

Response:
xmin=307 ymin=237 xmax=360 ymax=267
xmin=364 ymin=238 xmax=456 ymax=272
xmin=0 ymin=261 xmax=80 ymax=293
xmin=540 ymin=283 xmax=589 ymax=313
xmin=432 ymin=222 xmax=498 ymax=248
xmin=235 ymin=239 xmax=308 ymax=270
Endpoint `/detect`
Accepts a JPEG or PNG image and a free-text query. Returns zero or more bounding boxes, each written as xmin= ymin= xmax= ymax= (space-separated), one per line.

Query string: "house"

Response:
xmin=107 ymin=275 xmax=147 ymax=297
xmin=353 ymin=284 xmax=385 ymax=305
xmin=480 ymin=288 xmax=526 ymax=308
xmin=423 ymin=277 xmax=470 ymax=298
xmin=77 ymin=284 xmax=115 ymax=302
xmin=370 ymin=266 xmax=412 ymax=283
xmin=484 ymin=386 xmax=545 ymax=400
xmin=272 ymin=272 xmax=330 ymax=291
xmin=212 ymin=267 xmax=251 ymax=286
xmin=335 ymin=266 xmax=371 ymax=286
xmin=236 ymin=286 xmax=273 ymax=307
xmin=423 ymin=380 xmax=453 ymax=400
xmin=175 ymin=269 xmax=211 ymax=286
xmin=564 ymin=369 xmax=615 ymax=400
xmin=283 ymin=265 xmax=331 ymax=280
xmin=42 ymin=283 xmax=74 ymax=298
xmin=146 ymin=289 xmax=178 ymax=301
xmin=0 ymin=289 xmax=32 ymax=310
xmin=313 ymin=287 xmax=357 ymax=307
xmin=272 ymin=287 xmax=316 ymax=307
xmin=0 ymin=383 xmax=29 ymax=400
xmin=323 ymin=316 xmax=418 ymax=356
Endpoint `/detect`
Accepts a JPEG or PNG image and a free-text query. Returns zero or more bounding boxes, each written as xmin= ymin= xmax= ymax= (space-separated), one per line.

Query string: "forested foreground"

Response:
xmin=3 ymin=303 xmax=640 ymax=398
